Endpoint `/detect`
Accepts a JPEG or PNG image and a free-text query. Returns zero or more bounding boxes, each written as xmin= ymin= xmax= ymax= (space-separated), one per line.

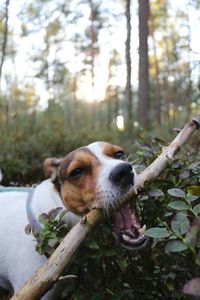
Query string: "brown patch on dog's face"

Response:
xmin=59 ymin=147 xmax=100 ymax=214
xmin=102 ymin=143 xmax=127 ymax=161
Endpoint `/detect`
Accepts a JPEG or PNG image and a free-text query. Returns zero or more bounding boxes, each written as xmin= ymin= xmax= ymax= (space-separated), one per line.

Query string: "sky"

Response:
xmin=1 ymin=0 xmax=200 ymax=108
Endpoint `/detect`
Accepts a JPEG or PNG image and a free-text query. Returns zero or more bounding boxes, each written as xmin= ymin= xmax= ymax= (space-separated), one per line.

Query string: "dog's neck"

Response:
xmin=29 ymin=179 xmax=81 ymax=228
xmin=30 ymin=179 xmax=64 ymax=217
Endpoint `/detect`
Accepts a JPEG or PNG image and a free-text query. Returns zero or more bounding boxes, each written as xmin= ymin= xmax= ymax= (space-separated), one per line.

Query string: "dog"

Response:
xmin=0 ymin=141 xmax=147 ymax=299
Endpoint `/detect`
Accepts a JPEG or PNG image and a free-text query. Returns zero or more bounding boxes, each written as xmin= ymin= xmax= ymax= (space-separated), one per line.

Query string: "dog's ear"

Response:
xmin=43 ymin=158 xmax=62 ymax=179
xmin=43 ymin=158 xmax=63 ymax=190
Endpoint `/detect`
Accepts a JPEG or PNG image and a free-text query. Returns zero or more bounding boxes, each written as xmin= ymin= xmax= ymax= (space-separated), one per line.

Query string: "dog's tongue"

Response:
xmin=112 ymin=204 xmax=147 ymax=249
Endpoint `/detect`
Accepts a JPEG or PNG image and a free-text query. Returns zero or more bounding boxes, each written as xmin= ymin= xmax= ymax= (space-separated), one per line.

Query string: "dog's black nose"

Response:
xmin=109 ymin=163 xmax=134 ymax=186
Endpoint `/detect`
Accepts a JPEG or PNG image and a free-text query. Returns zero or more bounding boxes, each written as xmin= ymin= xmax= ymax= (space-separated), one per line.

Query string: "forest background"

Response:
xmin=0 ymin=0 xmax=200 ymax=299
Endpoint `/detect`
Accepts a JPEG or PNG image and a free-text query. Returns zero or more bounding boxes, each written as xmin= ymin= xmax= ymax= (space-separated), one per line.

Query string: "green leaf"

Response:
xmin=46 ymin=232 xmax=57 ymax=240
xmin=154 ymin=137 xmax=167 ymax=145
xmin=48 ymin=207 xmax=63 ymax=221
xmin=171 ymin=212 xmax=190 ymax=234
xmin=193 ymin=204 xmax=200 ymax=215
xmin=167 ymin=188 xmax=185 ymax=198
xmin=48 ymin=238 xmax=59 ymax=248
xmin=187 ymin=186 xmax=200 ymax=196
xmin=179 ymin=170 xmax=190 ymax=180
xmin=87 ymin=241 xmax=100 ymax=250
xmin=165 ymin=240 xmax=187 ymax=253
xmin=117 ymin=259 xmax=128 ymax=270
xmin=170 ymin=162 xmax=182 ymax=169
xmin=148 ymin=189 xmax=164 ymax=198
xmin=164 ymin=212 xmax=173 ymax=217
xmin=140 ymin=195 xmax=149 ymax=201
xmin=104 ymin=249 xmax=118 ymax=257
xmin=168 ymin=201 xmax=189 ymax=211
xmin=186 ymin=193 xmax=199 ymax=202
xmin=38 ymin=213 xmax=49 ymax=224
xmin=185 ymin=225 xmax=199 ymax=247
xmin=59 ymin=209 xmax=68 ymax=220
xmin=188 ymin=161 xmax=200 ymax=170
xmin=145 ymin=227 xmax=171 ymax=238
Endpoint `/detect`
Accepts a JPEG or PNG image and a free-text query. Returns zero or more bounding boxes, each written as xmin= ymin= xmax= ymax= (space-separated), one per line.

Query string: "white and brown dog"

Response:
xmin=0 ymin=142 xmax=147 ymax=299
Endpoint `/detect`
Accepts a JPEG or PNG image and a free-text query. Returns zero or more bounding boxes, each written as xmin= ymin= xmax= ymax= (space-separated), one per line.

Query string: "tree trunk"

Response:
xmin=0 ymin=0 xmax=10 ymax=132
xmin=184 ymin=0 xmax=192 ymax=118
xmin=138 ymin=0 xmax=150 ymax=128
xmin=149 ymin=8 xmax=161 ymax=125
xmin=72 ymin=73 xmax=78 ymax=127
xmin=0 ymin=0 xmax=10 ymax=87
xmin=106 ymin=58 xmax=111 ymax=129
xmin=115 ymin=87 xmax=119 ymax=118
xmin=125 ymin=0 xmax=132 ymax=130
xmin=88 ymin=0 xmax=98 ymax=129
xmin=162 ymin=1 xmax=171 ymax=123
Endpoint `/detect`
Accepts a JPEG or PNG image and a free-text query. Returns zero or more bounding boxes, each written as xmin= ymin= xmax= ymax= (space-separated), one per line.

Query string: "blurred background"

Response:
xmin=0 ymin=2 xmax=200 ymax=299
xmin=0 ymin=0 xmax=199 ymax=183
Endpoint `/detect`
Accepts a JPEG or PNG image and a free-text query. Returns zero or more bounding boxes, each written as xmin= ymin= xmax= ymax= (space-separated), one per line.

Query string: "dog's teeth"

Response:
xmin=138 ymin=225 xmax=146 ymax=235
xmin=130 ymin=238 xmax=137 ymax=243
xmin=122 ymin=234 xmax=132 ymax=243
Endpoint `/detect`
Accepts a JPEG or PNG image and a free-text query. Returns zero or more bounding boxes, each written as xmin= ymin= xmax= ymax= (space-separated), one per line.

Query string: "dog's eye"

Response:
xmin=113 ymin=150 xmax=125 ymax=160
xmin=69 ymin=168 xmax=85 ymax=179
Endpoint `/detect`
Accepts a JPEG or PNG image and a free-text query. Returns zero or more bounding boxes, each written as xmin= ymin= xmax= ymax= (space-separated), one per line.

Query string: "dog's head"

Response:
xmin=44 ymin=141 xmax=147 ymax=249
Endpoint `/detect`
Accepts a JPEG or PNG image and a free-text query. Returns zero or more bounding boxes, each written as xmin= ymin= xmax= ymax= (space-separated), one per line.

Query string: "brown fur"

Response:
xmin=103 ymin=143 xmax=125 ymax=158
xmin=43 ymin=143 xmax=127 ymax=214
xmin=59 ymin=149 xmax=100 ymax=214
xmin=43 ymin=158 xmax=63 ymax=178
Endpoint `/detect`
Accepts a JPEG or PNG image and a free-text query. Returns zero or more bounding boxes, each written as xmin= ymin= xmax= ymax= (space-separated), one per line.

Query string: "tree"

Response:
xmin=149 ymin=2 xmax=161 ymax=125
xmin=104 ymin=49 xmax=121 ymax=129
xmin=82 ymin=0 xmax=103 ymax=128
xmin=138 ymin=0 xmax=150 ymax=128
xmin=125 ymin=0 xmax=132 ymax=130
xmin=0 ymin=0 xmax=10 ymax=86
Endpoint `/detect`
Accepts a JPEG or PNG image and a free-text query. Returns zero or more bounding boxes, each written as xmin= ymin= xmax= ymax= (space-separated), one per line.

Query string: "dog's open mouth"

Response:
xmin=112 ymin=204 xmax=148 ymax=250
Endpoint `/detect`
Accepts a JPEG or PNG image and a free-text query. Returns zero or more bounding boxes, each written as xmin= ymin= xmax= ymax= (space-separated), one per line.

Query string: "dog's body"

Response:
xmin=0 ymin=142 xmax=147 ymax=299
xmin=0 ymin=180 xmax=79 ymax=298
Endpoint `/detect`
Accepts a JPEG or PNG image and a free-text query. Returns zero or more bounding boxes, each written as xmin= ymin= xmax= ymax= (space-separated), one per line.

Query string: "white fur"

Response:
xmin=87 ymin=142 xmax=137 ymax=209
xmin=30 ymin=180 xmax=80 ymax=228
xmin=0 ymin=180 xmax=80 ymax=299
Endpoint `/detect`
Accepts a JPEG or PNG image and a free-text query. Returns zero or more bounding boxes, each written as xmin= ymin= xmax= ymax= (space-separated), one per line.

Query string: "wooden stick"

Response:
xmin=11 ymin=113 xmax=200 ymax=300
